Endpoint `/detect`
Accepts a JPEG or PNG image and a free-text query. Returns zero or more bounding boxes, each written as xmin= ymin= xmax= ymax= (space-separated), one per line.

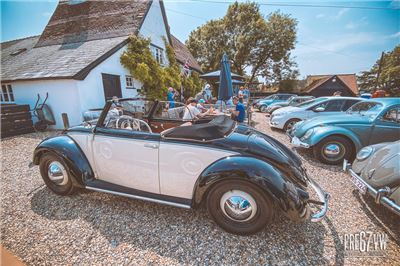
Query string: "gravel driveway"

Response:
xmin=1 ymin=113 xmax=399 ymax=265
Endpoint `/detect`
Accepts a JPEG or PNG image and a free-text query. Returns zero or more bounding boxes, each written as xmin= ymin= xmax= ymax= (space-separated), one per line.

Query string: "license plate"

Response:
xmin=350 ymin=173 xmax=367 ymax=195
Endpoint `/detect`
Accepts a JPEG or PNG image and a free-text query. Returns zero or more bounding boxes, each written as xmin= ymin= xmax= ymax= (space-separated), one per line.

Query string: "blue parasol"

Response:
xmin=217 ymin=53 xmax=234 ymax=101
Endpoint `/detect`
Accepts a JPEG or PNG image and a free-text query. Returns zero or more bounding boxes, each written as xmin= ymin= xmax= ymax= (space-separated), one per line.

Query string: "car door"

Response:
xmin=91 ymin=103 xmax=160 ymax=194
xmin=369 ymin=106 xmax=400 ymax=145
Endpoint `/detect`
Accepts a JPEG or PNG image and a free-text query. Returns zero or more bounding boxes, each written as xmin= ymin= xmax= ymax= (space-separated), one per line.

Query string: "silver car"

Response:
xmin=266 ymin=96 xmax=315 ymax=115
xmin=344 ymin=141 xmax=400 ymax=216
xmin=270 ymin=97 xmax=362 ymax=131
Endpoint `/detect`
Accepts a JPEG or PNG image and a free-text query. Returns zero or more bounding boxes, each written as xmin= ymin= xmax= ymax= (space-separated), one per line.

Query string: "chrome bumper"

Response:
xmin=343 ymin=160 xmax=400 ymax=216
xmin=290 ymin=136 xmax=310 ymax=149
xmin=308 ymin=177 xmax=330 ymax=222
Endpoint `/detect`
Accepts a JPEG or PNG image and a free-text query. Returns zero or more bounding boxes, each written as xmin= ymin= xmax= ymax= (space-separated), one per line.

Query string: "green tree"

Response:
xmin=186 ymin=2 xmax=298 ymax=83
xmin=358 ymin=45 xmax=400 ymax=96
xmin=121 ymin=35 xmax=201 ymax=100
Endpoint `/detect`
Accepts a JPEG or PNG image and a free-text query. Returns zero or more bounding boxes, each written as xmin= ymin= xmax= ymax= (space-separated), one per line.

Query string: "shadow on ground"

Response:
xmin=30 ymin=187 xmax=344 ymax=265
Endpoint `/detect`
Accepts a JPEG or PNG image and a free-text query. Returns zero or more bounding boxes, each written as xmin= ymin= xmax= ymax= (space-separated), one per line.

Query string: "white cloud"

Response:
xmin=388 ymin=31 xmax=400 ymax=39
xmin=315 ymin=8 xmax=349 ymax=21
xmin=42 ymin=12 xmax=52 ymax=17
xmin=316 ymin=13 xmax=325 ymax=19
xmin=345 ymin=17 xmax=368 ymax=30
xmin=335 ymin=8 xmax=349 ymax=19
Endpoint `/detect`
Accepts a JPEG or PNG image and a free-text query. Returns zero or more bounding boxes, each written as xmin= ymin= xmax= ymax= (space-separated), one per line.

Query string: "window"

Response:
xmin=150 ymin=44 xmax=164 ymax=65
xmin=342 ymin=100 xmax=360 ymax=111
xmin=126 ymin=75 xmax=134 ymax=88
xmin=324 ymin=99 xmax=345 ymax=111
xmin=382 ymin=107 xmax=400 ymax=123
xmin=1 ymin=84 xmax=14 ymax=102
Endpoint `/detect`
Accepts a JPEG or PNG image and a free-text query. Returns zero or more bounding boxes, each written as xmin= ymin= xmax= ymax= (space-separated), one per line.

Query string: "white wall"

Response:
xmin=139 ymin=0 xmax=169 ymax=51
xmin=11 ymin=79 xmax=81 ymax=129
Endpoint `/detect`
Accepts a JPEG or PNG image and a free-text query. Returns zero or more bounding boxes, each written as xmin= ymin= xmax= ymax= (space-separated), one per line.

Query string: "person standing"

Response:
xmin=238 ymin=86 xmax=244 ymax=103
xmin=231 ymin=96 xmax=245 ymax=123
xmin=167 ymin=87 xmax=176 ymax=108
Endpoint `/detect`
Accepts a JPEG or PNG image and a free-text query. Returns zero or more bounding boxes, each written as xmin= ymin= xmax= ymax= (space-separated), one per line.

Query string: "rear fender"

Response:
xmin=192 ymin=156 xmax=309 ymax=220
xmin=33 ymin=135 xmax=94 ymax=187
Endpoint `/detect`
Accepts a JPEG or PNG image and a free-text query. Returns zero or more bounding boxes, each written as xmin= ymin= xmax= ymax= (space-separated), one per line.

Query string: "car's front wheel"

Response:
xmin=39 ymin=152 xmax=76 ymax=195
xmin=206 ymin=180 xmax=274 ymax=235
xmin=313 ymin=136 xmax=354 ymax=165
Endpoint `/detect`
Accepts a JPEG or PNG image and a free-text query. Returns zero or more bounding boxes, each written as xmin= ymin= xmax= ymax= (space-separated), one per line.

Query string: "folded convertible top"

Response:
xmin=161 ymin=115 xmax=236 ymax=142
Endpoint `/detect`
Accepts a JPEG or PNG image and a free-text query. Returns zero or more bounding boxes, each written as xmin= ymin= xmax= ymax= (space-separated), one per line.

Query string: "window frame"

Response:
xmin=150 ymin=44 xmax=165 ymax=65
xmin=1 ymin=84 xmax=15 ymax=103
xmin=125 ymin=75 xmax=134 ymax=88
xmin=381 ymin=107 xmax=400 ymax=124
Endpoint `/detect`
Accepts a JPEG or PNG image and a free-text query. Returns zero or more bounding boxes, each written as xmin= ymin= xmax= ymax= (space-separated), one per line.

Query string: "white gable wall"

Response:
xmin=139 ymin=0 xmax=169 ymax=51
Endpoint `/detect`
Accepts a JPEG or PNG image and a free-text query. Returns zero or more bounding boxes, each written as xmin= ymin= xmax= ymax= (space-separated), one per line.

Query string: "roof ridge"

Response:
xmin=1 ymin=35 xmax=40 ymax=45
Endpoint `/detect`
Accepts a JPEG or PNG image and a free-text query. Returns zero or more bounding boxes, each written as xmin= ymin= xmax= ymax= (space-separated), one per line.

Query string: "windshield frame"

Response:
xmin=296 ymin=97 xmax=328 ymax=109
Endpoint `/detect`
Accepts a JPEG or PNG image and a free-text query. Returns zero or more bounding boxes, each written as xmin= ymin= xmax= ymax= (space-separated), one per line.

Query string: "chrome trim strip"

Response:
xmin=85 ymin=186 xmax=192 ymax=209
xmin=344 ymin=163 xmax=400 ymax=216
xmin=308 ymin=178 xmax=330 ymax=222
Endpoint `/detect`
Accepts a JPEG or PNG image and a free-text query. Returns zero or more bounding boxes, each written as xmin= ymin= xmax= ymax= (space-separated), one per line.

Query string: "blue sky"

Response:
xmin=1 ymin=1 xmax=399 ymax=78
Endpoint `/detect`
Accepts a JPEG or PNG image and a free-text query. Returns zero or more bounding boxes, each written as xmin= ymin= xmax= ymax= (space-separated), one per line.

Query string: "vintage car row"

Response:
xmin=265 ymin=96 xmax=315 ymax=115
xmin=253 ymin=93 xmax=297 ymax=113
xmin=270 ymin=96 xmax=362 ymax=131
xmin=344 ymin=140 xmax=400 ymax=216
xmin=31 ymin=98 xmax=329 ymax=235
xmin=289 ymin=98 xmax=400 ymax=164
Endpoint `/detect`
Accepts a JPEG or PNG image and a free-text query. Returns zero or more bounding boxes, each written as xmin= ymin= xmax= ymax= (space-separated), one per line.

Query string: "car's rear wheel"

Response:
xmin=39 ymin=152 xmax=76 ymax=195
xmin=313 ymin=136 xmax=353 ymax=165
xmin=259 ymin=105 xmax=268 ymax=113
xmin=206 ymin=180 xmax=274 ymax=235
xmin=283 ymin=118 xmax=301 ymax=132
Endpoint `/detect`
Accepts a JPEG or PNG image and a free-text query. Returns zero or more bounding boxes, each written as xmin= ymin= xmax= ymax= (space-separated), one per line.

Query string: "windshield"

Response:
xmin=347 ymin=101 xmax=384 ymax=119
xmin=296 ymin=97 xmax=327 ymax=108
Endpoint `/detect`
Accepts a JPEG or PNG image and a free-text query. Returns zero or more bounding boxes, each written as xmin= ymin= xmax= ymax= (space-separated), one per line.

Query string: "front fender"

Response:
xmin=192 ymin=156 xmax=309 ymax=221
xmin=33 ymin=135 xmax=94 ymax=187
xmin=308 ymin=126 xmax=362 ymax=150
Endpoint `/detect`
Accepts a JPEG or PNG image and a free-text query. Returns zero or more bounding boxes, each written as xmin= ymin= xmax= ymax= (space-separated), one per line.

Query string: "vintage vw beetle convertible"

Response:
xmin=32 ymin=98 xmax=329 ymax=235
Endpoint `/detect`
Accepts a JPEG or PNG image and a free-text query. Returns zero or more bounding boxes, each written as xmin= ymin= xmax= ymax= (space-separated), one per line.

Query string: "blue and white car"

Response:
xmin=269 ymin=97 xmax=362 ymax=131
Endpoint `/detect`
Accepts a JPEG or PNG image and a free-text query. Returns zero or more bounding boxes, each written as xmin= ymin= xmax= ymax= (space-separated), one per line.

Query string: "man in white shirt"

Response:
xmin=183 ymin=98 xmax=211 ymax=121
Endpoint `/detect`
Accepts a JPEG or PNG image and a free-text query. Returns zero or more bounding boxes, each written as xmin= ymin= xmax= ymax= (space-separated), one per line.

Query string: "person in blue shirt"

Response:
xmin=231 ymin=96 xmax=245 ymax=123
xmin=167 ymin=87 xmax=176 ymax=108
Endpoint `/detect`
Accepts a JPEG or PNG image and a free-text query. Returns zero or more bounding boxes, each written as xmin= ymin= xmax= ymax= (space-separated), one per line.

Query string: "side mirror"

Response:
xmin=313 ymin=107 xmax=325 ymax=112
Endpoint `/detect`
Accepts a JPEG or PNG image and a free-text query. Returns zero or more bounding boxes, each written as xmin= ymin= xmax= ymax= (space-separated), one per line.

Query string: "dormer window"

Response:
xmin=10 ymin=48 xmax=27 ymax=56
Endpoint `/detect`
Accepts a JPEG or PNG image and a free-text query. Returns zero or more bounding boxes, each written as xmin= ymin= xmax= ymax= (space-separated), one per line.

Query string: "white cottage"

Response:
xmin=1 ymin=0 xmax=201 ymax=129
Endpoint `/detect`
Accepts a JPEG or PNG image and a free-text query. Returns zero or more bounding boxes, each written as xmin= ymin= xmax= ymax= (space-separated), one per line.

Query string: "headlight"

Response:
xmin=356 ymin=146 xmax=374 ymax=161
xmin=301 ymin=128 xmax=314 ymax=140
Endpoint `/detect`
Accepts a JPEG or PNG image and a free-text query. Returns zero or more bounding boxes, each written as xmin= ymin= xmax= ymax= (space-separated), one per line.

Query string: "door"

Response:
xmin=369 ymin=106 xmax=400 ymax=145
xmin=102 ymin=73 xmax=122 ymax=101
xmin=90 ymin=102 xmax=160 ymax=194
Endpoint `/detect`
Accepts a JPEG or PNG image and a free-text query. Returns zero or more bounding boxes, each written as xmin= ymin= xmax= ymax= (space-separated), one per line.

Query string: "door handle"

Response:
xmin=144 ymin=143 xmax=159 ymax=149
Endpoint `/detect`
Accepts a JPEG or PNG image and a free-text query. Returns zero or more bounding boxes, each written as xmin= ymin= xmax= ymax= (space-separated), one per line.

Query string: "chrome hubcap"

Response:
xmin=47 ymin=161 xmax=68 ymax=186
xmin=324 ymin=144 xmax=341 ymax=156
xmin=220 ymin=190 xmax=257 ymax=222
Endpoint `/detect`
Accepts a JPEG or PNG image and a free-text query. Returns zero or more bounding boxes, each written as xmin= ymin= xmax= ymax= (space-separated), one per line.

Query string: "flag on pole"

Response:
xmin=182 ymin=59 xmax=191 ymax=78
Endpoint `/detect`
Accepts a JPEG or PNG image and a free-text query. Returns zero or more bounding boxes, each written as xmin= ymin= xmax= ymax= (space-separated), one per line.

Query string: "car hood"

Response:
xmin=293 ymin=113 xmax=370 ymax=137
xmin=269 ymin=101 xmax=288 ymax=107
xmin=214 ymin=125 xmax=308 ymax=186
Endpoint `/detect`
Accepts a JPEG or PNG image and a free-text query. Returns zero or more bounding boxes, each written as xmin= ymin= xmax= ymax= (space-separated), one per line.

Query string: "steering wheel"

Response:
xmin=116 ymin=115 xmax=152 ymax=133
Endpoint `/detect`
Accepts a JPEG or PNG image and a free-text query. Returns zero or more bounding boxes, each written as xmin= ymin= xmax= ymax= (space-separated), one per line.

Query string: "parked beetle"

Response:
xmin=344 ymin=140 xmax=400 ymax=216
xmin=31 ymin=98 xmax=329 ymax=235
xmin=289 ymin=98 xmax=400 ymax=165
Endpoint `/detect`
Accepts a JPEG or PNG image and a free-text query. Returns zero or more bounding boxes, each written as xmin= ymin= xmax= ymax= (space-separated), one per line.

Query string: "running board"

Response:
xmin=85 ymin=186 xmax=192 ymax=209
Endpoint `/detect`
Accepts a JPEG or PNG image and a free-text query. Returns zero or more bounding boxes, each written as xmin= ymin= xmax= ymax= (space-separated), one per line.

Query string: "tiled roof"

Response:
xmin=1 ymin=35 xmax=128 ymax=82
xmin=171 ymin=35 xmax=202 ymax=73
xmin=304 ymin=74 xmax=358 ymax=95
xmin=36 ymin=0 xmax=151 ymax=47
